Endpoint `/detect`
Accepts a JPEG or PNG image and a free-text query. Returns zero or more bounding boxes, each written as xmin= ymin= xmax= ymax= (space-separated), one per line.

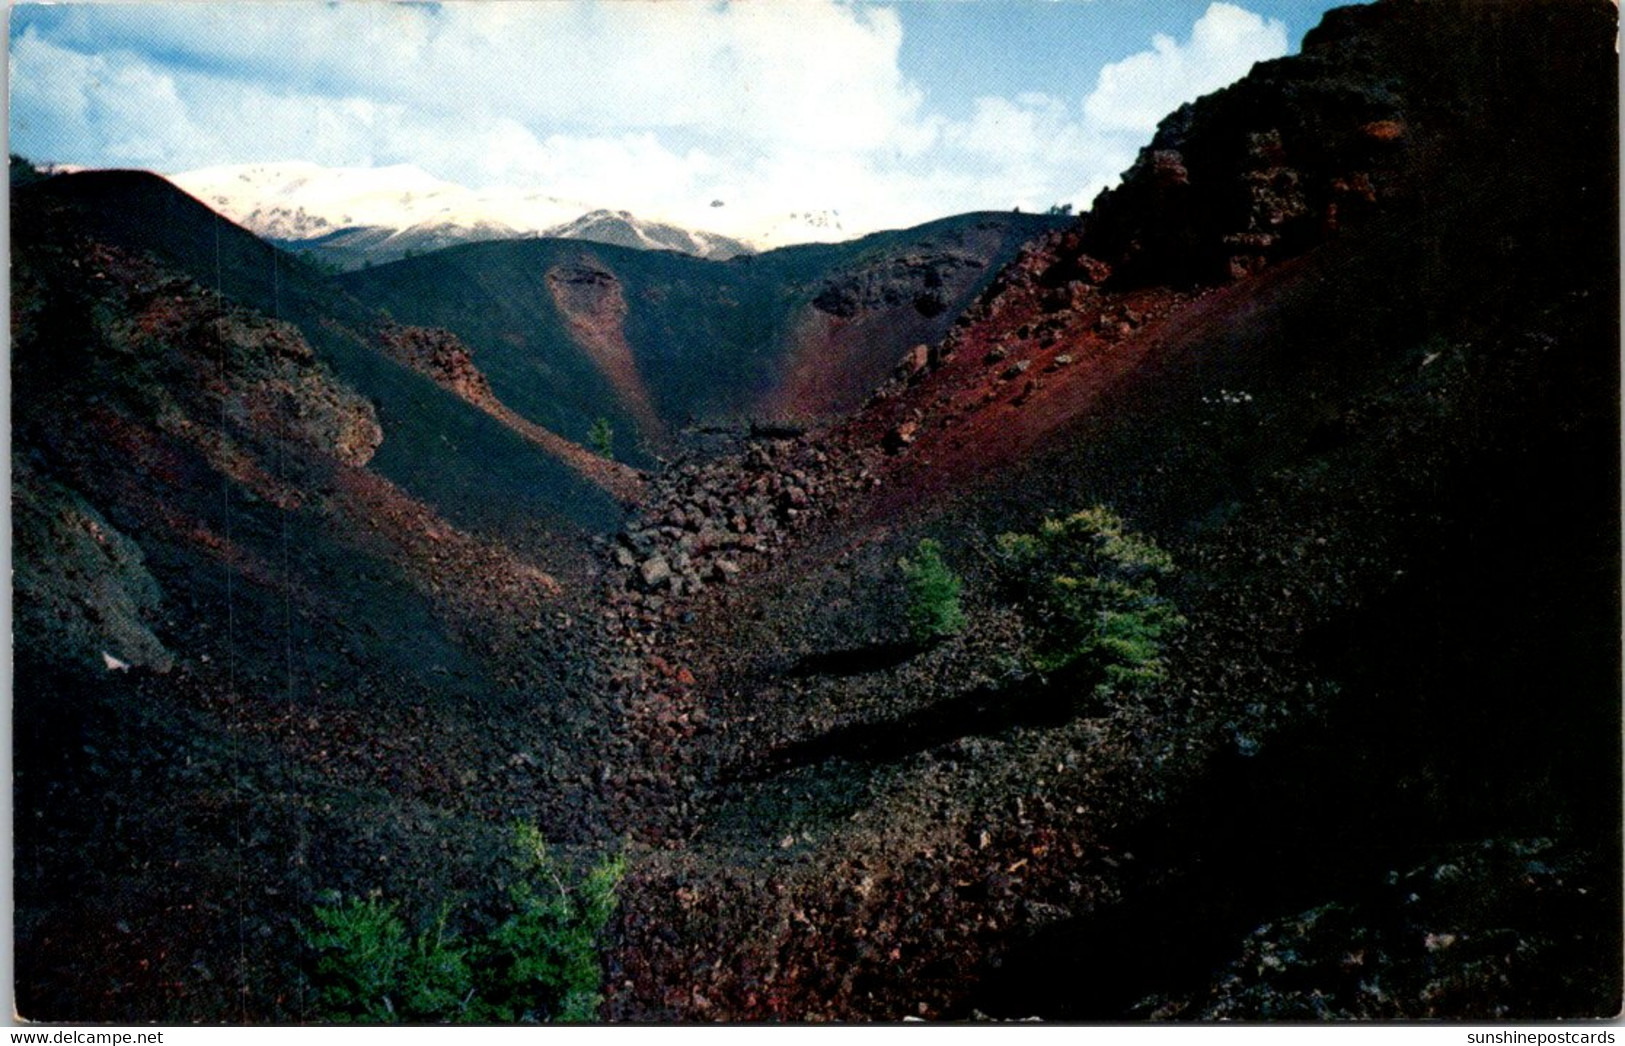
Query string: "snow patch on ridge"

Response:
xmin=168 ymin=161 xmax=775 ymax=261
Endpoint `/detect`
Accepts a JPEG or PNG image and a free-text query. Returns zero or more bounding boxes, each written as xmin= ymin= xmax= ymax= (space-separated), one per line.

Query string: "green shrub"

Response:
xmin=304 ymin=898 xmax=472 ymax=1022
xmin=304 ymin=825 xmax=623 ymax=1024
xmin=588 ymin=417 xmax=615 ymax=460
xmin=900 ymin=538 xmax=966 ymax=643
xmin=997 ymin=506 xmax=1184 ymax=694
xmin=476 ymin=823 xmax=626 ymax=1023
xmin=403 ymin=907 xmax=476 ymax=1020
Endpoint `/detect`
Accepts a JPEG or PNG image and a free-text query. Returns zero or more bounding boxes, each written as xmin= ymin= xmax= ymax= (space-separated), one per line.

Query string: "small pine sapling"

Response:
xmin=899 ymin=538 xmax=967 ymax=644
xmin=588 ymin=417 xmax=615 ymax=460
xmin=997 ymin=506 xmax=1183 ymax=695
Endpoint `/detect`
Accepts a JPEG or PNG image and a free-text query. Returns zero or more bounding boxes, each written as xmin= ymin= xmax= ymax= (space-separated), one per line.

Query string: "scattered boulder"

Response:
xmin=695 ymin=526 xmax=732 ymax=551
xmin=639 ymin=556 xmax=672 ymax=589
xmin=1076 ymin=256 xmax=1113 ymax=285
xmin=884 ymin=421 xmax=920 ymax=453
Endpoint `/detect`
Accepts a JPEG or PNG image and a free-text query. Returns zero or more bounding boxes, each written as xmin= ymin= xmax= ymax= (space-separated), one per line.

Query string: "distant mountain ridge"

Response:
xmin=335 ymin=209 xmax=1072 ymax=457
xmin=170 ymin=160 xmax=571 ymax=237
xmin=23 ymin=159 xmax=1070 ymax=478
xmin=546 ymin=209 xmax=752 ymax=260
xmin=172 ymin=161 xmax=774 ymax=268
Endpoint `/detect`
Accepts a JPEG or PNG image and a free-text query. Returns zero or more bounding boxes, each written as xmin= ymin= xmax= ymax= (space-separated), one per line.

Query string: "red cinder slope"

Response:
xmin=545 ymin=259 xmax=669 ymax=443
xmin=594 ymin=0 xmax=1618 ymax=1022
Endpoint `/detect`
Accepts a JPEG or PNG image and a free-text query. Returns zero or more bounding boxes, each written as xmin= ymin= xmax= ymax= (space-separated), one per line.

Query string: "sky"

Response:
xmin=8 ymin=0 xmax=1355 ymax=239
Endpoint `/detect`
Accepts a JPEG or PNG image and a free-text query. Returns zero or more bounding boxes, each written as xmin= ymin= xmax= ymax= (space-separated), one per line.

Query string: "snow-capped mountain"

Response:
xmin=167 ymin=161 xmax=764 ymax=268
xmin=171 ymin=161 xmax=577 ymax=240
xmin=547 ymin=210 xmax=752 ymax=261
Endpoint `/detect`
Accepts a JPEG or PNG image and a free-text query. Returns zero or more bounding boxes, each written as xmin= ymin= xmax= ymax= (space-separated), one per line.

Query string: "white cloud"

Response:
xmin=10 ymin=3 xmax=1293 ymax=241
xmin=1083 ymin=2 xmax=1288 ymax=135
xmin=949 ymin=94 xmax=1076 ymax=163
xmin=929 ymin=2 xmax=1290 ymax=213
xmin=10 ymin=28 xmax=213 ymax=167
xmin=30 ymin=2 xmax=929 ymax=158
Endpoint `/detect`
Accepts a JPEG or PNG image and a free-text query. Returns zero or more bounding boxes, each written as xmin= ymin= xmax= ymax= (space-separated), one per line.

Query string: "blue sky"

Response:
xmin=895 ymin=1 xmax=1338 ymax=116
xmin=9 ymin=1 xmax=1355 ymax=236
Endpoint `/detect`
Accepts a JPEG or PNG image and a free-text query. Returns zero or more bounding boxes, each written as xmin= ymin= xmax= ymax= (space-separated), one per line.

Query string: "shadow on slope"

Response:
xmin=17 ymin=170 xmax=622 ymax=539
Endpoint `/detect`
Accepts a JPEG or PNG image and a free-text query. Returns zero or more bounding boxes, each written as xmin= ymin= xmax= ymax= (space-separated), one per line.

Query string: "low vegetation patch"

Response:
xmin=997 ymin=506 xmax=1183 ymax=695
xmin=588 ymin=416 xmax=615 ymax=460
xmin=899 ymin=538 xmax=967 ymax=644
xmin=304 ymin=824 xmax=624 ymax=1024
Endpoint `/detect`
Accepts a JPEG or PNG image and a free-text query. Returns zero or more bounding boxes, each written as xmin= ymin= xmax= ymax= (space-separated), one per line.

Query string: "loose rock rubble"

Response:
xmin=599 ymin=436 xmax=880 ymax=616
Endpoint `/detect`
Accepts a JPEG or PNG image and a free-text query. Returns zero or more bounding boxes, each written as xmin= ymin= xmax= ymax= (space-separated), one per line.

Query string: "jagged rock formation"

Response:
xmin=809 ymin=249 xmax=984 ymax=319
xmin=13 ymin=462 xmax=175 ymax=675
xmin=1081 ymin=0 xmax=1613 ymax=286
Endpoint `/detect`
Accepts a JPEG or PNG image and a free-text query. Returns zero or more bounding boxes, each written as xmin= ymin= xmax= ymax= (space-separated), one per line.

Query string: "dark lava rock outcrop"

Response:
xmin=811 ymin=249 xmax=986 ymax=319
xmin=1080 ymin=0 xmax=1615 ymax=287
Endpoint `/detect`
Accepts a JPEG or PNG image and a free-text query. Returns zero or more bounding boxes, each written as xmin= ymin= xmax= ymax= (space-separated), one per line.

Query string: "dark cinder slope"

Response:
xmin=17 ymin=170 xmax=624 ymax=538
xmin=10 ymin=178 xmax=635 ymax=1019
xmin=337 ymin=212 xmax=1067 ymax=463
